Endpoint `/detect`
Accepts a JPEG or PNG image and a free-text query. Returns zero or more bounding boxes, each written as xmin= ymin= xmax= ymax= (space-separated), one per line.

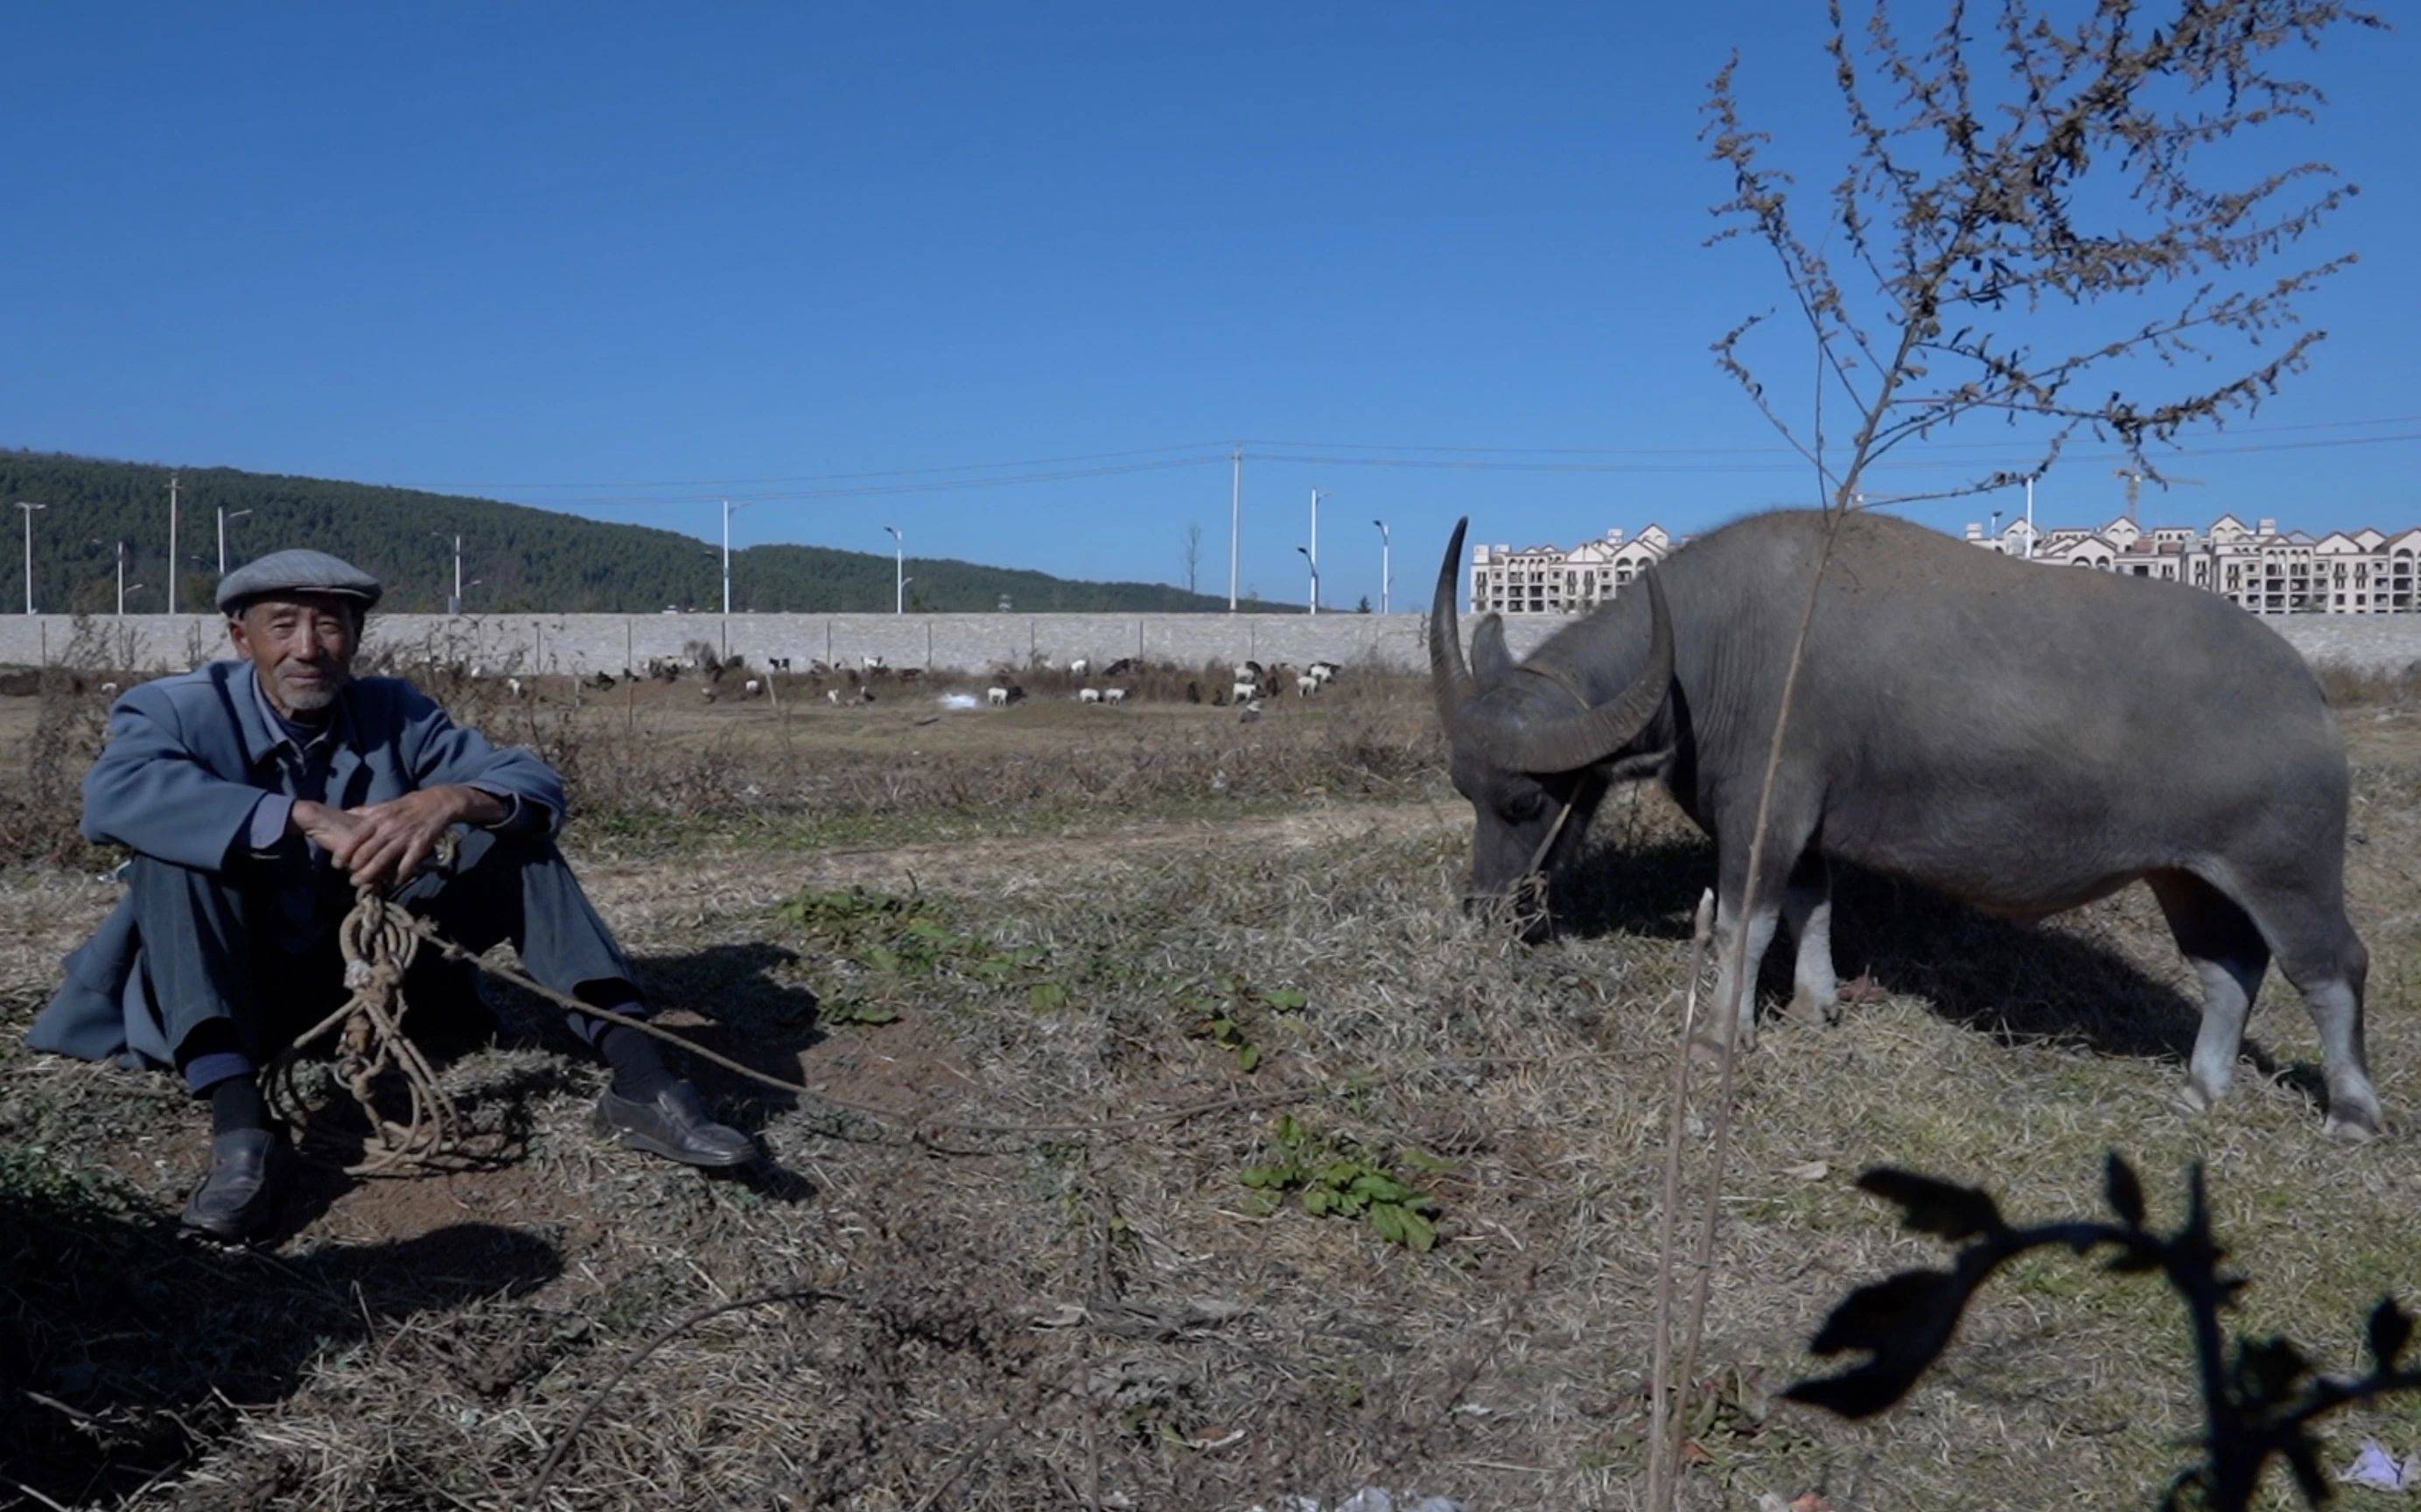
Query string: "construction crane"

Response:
xmin=2114 ymin=466 xmax=2205 ymax=522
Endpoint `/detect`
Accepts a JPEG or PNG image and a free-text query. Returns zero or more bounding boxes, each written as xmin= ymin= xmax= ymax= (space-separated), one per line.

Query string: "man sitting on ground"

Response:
xmin=28 ymin=549 xmax=752 ymax=1241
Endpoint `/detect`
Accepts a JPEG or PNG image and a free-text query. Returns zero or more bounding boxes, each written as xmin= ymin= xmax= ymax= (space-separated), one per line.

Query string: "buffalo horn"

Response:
xmin=1428 ymin=515 xmax=1479 ymax=729
xmin=1498 ymin=570 xmax=1674 ymax=773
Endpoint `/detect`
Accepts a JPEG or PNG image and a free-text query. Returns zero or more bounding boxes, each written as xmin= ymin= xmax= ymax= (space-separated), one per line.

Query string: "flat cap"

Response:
xmin=215 ymin=549 xmax=384 ymax=613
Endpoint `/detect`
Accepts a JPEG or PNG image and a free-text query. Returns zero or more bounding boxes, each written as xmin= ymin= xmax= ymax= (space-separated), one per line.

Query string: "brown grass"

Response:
xmin=5 ymin=669 xmax=2421 ymax=1509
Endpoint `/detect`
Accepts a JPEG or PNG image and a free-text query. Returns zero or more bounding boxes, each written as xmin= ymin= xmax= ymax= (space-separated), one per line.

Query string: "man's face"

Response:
xmin=227 ymin=593 xmax=360 ymax=715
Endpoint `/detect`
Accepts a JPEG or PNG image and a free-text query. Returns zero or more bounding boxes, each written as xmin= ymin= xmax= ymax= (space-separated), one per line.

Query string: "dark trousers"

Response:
xmin=136 ymin=826 xmax=639 ymax=1073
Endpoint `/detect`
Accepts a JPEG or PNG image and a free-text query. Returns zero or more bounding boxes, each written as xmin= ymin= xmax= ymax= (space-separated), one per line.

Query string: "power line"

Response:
xmin=420 ymin=441 xmax=1230 ymax=493
xmin=556 ymin=454 xmax=1232 ymax=511
xmin=410 ymin=412 xmax=2421 ymax=503
xmin=1238 ymin=412 xmax=2421 ymax=458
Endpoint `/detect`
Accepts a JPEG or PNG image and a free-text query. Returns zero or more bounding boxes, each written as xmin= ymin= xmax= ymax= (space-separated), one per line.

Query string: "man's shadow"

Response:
xmin=1549 ymin=832 xmax=2266 ymax=1074
xmin=494 ymin=940 xmax=829 ymax=1199
xmin=1 ymin=1186 xmax=558 ymax=1506
xmin=270 ymin=942 xmax=831 ymax=1226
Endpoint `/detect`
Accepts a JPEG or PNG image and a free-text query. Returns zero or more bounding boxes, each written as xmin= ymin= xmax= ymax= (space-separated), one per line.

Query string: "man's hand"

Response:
xmin=290 ymin=799 xmax=367 ymax=860
xmin=309 ymin=787 xmax=503 ymax=889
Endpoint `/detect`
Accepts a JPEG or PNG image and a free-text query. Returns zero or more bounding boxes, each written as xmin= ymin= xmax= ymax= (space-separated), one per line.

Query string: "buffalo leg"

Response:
xmin=1782 ymin=852 xmax=1837 ymax=1023
xmin=2243 ymin=886 xmax=2381 ymax=1141
xmin=1699 ymin=900 xmax=1779 ymax=1056
xmin=1699 ymin=822 xmax=1802 ymax=1055
xmin=2149 ymin=871 xmax=2270 ymax=1116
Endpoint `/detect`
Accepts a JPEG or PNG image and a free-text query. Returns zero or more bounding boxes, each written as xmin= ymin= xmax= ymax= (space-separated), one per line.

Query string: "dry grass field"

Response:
xmin=6 ymin=661 xmax=2421 ymax=1510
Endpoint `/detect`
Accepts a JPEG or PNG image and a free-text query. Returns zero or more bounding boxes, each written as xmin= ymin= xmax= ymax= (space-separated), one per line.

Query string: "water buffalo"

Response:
xmin=1429 ymin=508 xmax=2380 ymax=1139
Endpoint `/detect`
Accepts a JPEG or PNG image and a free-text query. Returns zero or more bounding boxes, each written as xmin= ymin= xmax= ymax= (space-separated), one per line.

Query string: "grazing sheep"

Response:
xmin=1079 ymin=688 xmax=1102 ymax=704
xmin=1070 ymin=658 xmax=1089 ymax=676
xmin=862 ymin=655 xmax=885 ymax=672
xmin=1231 ymin=681 xmax=1259 ymax=703
xmin=1295 ymin=674 xmax=1321 ymax=697
xmin=987 ymin=686 xmax=1011 ymax=706
xmin=745 ymin=678 xmax=763 ymax=697
xmin=1102 ymin=688 xmax=1127 ymax=704
xmin=826 ymin=688 xmax=843 ymax=704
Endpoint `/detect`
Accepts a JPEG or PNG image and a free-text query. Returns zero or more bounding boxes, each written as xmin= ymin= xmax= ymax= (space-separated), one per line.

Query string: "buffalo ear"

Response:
xmin=1470 ymin=613 xmax=1515 ymax=686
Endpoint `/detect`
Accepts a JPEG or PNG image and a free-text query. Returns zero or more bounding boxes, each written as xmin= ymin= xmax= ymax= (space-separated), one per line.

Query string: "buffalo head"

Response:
xmin=1429 ymin=516 xmax=1672 ymax=923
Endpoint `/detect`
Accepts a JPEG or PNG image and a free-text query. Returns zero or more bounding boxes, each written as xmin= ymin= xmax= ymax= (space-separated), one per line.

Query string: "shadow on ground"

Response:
xmin=0 ymin=1177 xmax=558 ymax=1506
xmin=1550 ymin=832 xmax=2208 ymax=1064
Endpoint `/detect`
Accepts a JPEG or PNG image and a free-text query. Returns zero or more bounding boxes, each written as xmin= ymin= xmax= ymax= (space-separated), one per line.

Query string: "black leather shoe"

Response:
xmin=591 ymin=1081 xmax=755 ymax=1167
xmin=181 ymin=1128 xmax=284 ymax=1242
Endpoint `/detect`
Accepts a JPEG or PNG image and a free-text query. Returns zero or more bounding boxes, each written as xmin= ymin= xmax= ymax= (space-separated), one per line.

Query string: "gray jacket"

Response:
xmin=28 ymin=661 xmax=565 ymax=1064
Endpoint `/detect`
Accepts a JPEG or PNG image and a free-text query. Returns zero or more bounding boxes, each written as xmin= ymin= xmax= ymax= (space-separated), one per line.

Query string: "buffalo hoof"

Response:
xmin=2324 ymin=1108 xmax=2383 ymax=1144
xmin=1788 ymin=986 xmax=1840 ymax=1026
xmin=1686 ymin=1024 xmax=1755 ymax=1063
xmin=2172 ymin=1080 xmax=2218 ymax=1116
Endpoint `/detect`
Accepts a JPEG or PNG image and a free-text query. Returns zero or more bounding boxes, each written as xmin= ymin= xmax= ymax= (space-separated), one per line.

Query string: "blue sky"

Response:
xmin=4 ymin=3 xmax=2414 ymax=609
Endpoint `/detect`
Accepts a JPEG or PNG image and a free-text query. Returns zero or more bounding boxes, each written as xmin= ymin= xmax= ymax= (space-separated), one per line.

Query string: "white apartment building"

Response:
xmin=1963 ymin=513 xmax=2421 ymax=614
xmin=1473 ymin=512 xmax=2421 ymax=619
xmin=1470 ymin=526 xmax=1670 ymax=614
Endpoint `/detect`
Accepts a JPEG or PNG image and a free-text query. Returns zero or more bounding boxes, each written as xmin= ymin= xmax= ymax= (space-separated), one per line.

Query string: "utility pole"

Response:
xmin=1228 ymin=444 xmax=1241 ymax=612
xmin=1307 ymin=486 xmax=1326 ymax=615
xmin=166 ymin=472 xmax=178 ymax=615
xmin=115 ymin=539 xmax=127 ymax=614
xmin=452 ymin=535 xmax=464 ymax=613
xmin=216 ymin=506 xmax=251 ymax=575
xmin=885 ymin=524 xmax=904 ymax=613
xmin=721 ymin=499 xmax=748 ymax=616
xmin=2025 ymin=475 xmax=2036 ymax=560
xmin=16 ymin=501 xmax=43 ymax=614
xmin=1372 ymin=518 xmax=1390 ymax=613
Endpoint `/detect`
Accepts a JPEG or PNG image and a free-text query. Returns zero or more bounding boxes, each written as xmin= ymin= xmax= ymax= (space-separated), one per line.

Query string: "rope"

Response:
xmin=264 ymin=836 xmax=467 ymax=1174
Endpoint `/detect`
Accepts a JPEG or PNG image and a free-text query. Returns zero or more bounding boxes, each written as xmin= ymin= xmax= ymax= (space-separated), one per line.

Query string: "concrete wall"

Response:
xmin=0 ymin=611 xmax=1544 ymax=676
xmin=4 ymin=607 xmax=2419 ymax=676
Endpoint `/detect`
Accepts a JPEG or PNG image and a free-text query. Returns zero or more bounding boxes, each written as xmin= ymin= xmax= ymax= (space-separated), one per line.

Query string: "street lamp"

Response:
xmin=884 ymin=525 xmax=905 ymax=614
xmin=1372 ymin=518 xmax=1390 ymax=613
xmin=1296 ymin=545 xmax=1320 ymax=617
xmin=217 ymin=507 xmax=252 ymax=575
xmin=15 ymin=501 xmax=44 ymax=615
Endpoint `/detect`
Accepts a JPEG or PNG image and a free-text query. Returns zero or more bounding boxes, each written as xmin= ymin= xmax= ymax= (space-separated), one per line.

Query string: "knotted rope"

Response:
xmin=265 ymin=838 xmax=466 ymax=1174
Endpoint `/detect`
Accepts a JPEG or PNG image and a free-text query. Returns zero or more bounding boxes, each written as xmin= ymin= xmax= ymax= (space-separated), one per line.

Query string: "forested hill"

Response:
xmin=0 ymin=451 xmax=1293 ymax=614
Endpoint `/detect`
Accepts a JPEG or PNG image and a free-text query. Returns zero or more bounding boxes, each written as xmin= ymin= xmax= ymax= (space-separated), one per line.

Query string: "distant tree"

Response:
xmin=1181 ymin=522 xmax=1204 ymax=594
xmin=1703 ymin=0 xmax=2382 ymax=512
